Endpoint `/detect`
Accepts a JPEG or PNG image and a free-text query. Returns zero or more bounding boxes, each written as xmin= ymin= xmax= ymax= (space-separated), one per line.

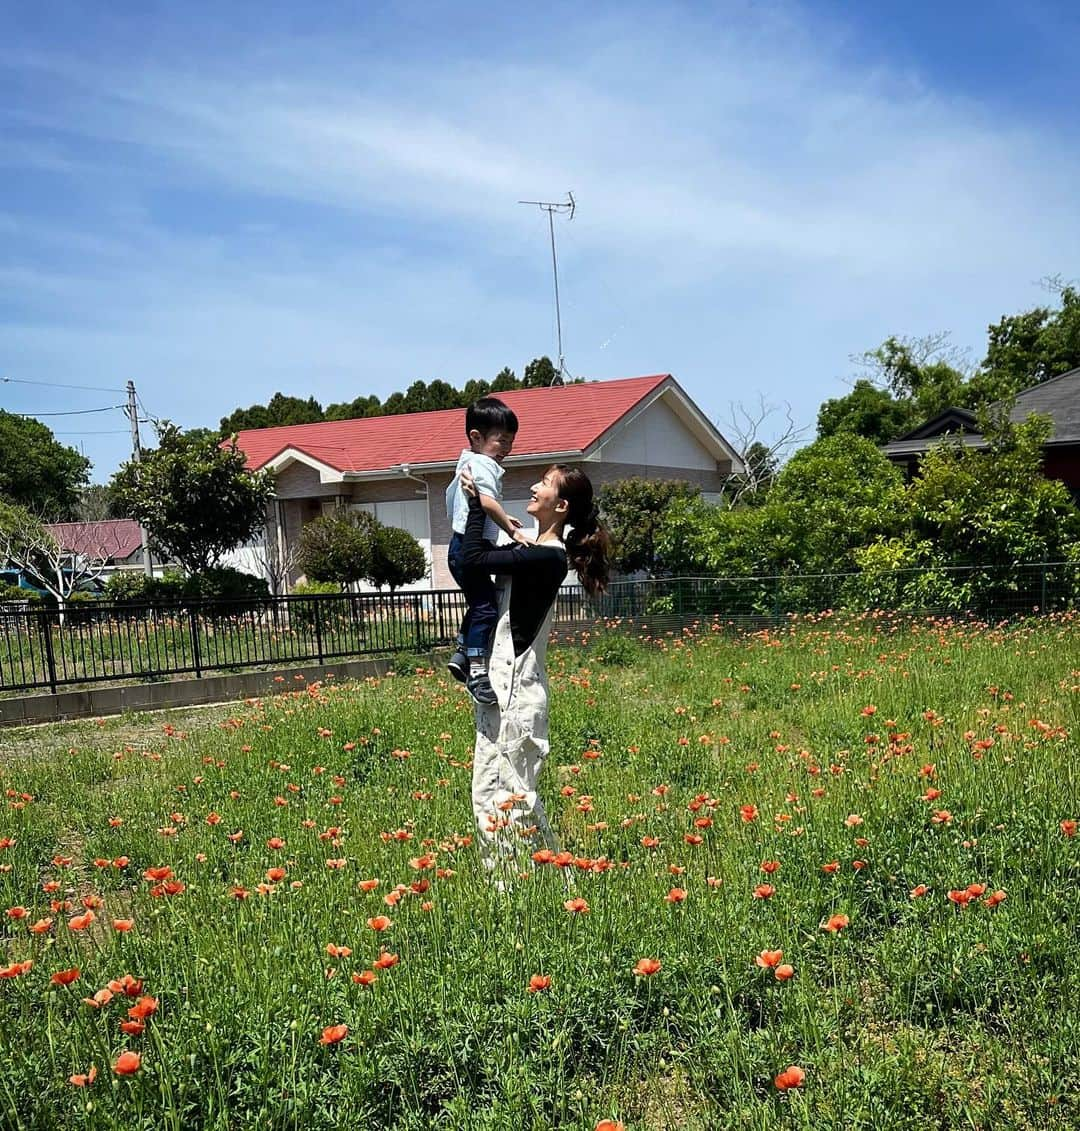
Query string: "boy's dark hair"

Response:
xmin=466 ymin=397 xmax=518 ymax=438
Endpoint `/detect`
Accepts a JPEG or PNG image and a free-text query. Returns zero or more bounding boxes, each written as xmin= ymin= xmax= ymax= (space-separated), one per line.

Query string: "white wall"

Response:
xmin=597 ymin=397 xmax=718 ymax=471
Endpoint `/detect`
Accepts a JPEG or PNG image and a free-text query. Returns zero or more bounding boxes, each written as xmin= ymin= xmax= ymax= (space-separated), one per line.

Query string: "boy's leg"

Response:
xmin=446 ymin=535 xmax=470 ymax=683
xmin=463 ymin=565 xmax=499 ymax=705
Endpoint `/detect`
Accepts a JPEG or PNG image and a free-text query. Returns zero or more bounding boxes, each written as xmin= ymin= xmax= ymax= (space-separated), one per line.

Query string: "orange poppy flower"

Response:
xmin=113 ymin=1051 xmax=141 ymax=1076
xmin=127 ymin=995 xmax=158 ymax=1020
xmin=664 ymin=888 xmax=687 ymax=904
xmin=821 ymin=913 xmax=849 ymax=932
xmin=69 ymin=1065 xmax=97 ymax=1087
xmin=0 ymin=960 xmax=33 ymax=978
xmin=120 ymin=1020 xmax=145 ymax=1036
xmin=844 ymin=814 xmax=864 ymax=828
xmin=531 ymin=849 xmax=556 ymax=865
xmin=739 ymin=804 xmax=759 ymax=823
xmin=68 ymin=910 xmax=96 ymax=931
xmin=752 ymin=884 xmax=776 ymax=900
xmin=29 ymin=917 xmax=54 ymax=934
xmin=564 ymin=897 xmax=590 ymax=914
xmin=112 ymin=919 xmax=134 ymax=932
xmin=774 ymin=1065 xmax=806 ymax=1090
xmin=373 ymin=951 xmax=399 ymax=969
xmin=1061 ymin=819 xmax=1077 ymax=838
xmin=319 ymin=1024 xmax=348 ymax=1046
xmin=352 ymin=970 xmax=377 ymax=987
xmin=82 ymin=988 xmax=113 ymax=1008
xmin=266 ymin=867 xmax=286 ymax=882
xmin=226 ymin=831 xmax=244 ymax=843
xmin=527 ymin=974 xmax=552 ymax=993
xmin=965 ymin=883 xmax=986 ymax=898
xmin=326 ymin=944 xmax=352 ymax=958
xmin=366 ymin=916 xmax=392 ymax=932
xmin=357 ymin=878 xmax=380 ymax=892
xmin=984 ymin=889 xmax=1007 ymax=908
xmin=640 ymin=836 xmax=660 ymax=849
xmin=6 ymin=906 xmax=27 ymax=920
xmin=909 ymin=884 xmax=930 ymax=899
xmin=760 ymin=860 xmax=781 ymax=874
xmin=266 ymin=837 xmax=285 ymax=850
xmin=142 ymin=866 xmax=173 ymax=882
xmin=684 ymin=833 xmax=704 ymax=846
xmin=774 ymin=964 xmax=795 ymax=981
xmin=821 ymin=861 xmax=840 ymax=874
xmin=754 ymin=950 xmax=783 ymax=970
xmin=108 ymin=974 xmax=143 ymax=997
xmin=595 ymin=1122 xmax=625 ymax=1131
xmin=633 ymin=957 xmax=662 ymax=976
xmin=51 ymin=967 xmax=80 ymax=986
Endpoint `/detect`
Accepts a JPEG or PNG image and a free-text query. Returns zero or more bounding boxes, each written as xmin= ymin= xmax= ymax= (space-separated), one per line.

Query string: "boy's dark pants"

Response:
xmin=448 ymin=532 xmax=498 ymax=658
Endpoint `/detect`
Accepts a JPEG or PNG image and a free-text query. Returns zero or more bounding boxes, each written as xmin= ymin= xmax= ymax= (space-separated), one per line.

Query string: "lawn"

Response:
xmin=1 ymin=613 xmax=1078 ymax=1129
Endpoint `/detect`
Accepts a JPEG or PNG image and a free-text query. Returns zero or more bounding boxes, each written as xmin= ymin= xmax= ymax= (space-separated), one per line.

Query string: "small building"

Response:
xmin=41 ymin=519 xmax=151 ymax=586
xmin=880 ymin=366 xmax=1080 ymax=497
xmin=232 ymin=374 xmax=741 ymax=591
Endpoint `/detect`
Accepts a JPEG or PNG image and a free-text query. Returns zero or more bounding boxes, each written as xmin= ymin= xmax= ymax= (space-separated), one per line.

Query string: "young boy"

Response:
xmin=445 ymin=397 xmax=527 ymax=703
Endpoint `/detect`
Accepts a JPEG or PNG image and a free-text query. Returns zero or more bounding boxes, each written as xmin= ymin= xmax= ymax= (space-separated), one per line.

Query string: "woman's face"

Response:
xmin=527 ymin=470 xmax=566 ymax=524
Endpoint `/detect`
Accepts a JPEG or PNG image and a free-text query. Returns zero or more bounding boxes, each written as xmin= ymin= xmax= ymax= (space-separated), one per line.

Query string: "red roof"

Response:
xmin=233 ymin=375 xmax=672 ymax=474
xmin=44 ymin=520 xmax=143 ymax=560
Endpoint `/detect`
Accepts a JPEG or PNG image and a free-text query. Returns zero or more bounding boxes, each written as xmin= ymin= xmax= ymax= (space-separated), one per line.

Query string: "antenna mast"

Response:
xmin=518 ymin=192 xmax=575 ymax=384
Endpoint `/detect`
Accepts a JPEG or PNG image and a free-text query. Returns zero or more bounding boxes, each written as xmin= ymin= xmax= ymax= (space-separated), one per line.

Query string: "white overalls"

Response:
xmin=471 ymin=560 xmax=563 ymax=874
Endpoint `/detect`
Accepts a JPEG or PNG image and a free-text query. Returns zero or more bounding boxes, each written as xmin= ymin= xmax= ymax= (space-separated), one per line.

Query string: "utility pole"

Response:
xmin=124 ymin=380 xmax=153 ymax=577
xmin=518 ymin=192 xmax=576 ymax=384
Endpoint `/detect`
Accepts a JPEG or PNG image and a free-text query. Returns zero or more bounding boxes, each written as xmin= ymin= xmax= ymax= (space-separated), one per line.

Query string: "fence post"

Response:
xmin=188 ymin=606 xmax=203 ymax=677
xmin=313 ymin=599 xmax=325 ymax=664
xmin=412 ymin=594 xmax=423 ymax=650
xmin=1040 ymin=561 xmax=1047 ymax=611
xmin=773 ymin=576 xmax=782 ymax=626
xmin=40 ymin=610 xmax=58 ymax=693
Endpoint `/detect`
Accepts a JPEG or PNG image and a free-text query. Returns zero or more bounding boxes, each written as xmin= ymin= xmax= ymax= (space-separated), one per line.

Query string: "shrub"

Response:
xmin=299 ymin=512 xmax=378 ymax=586
xmin=367 ymin=525 xmax=427 ymax=592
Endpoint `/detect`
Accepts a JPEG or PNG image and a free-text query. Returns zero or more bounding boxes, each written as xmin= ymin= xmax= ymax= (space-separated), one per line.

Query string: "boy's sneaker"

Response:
xmin=467 ymin=672 xmax=498 ymax=705
xmin=447 ymin=650 xmax=469 ymax=683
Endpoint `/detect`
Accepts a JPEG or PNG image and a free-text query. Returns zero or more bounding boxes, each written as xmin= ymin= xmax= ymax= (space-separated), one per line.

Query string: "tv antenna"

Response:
xmin=518 ymin=191 xmax=575 ymax=384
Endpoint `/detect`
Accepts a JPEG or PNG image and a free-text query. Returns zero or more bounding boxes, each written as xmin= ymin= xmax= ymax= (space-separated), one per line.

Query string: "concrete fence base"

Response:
xmin=0 ymin=655 xmax=428 ymax=728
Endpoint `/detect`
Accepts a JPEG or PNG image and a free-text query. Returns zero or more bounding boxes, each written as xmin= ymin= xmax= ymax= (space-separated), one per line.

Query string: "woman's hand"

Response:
xmin=459 ymin=465 xmax=478 ymax=498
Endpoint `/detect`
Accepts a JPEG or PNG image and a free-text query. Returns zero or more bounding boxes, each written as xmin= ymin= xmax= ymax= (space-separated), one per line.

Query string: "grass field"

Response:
xmin=1 ymin=613 xmax=1078 ymax=1129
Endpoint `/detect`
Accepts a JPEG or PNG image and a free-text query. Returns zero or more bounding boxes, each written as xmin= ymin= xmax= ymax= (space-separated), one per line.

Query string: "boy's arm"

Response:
xmin=477 ymin=492 xmax=530 ymax=543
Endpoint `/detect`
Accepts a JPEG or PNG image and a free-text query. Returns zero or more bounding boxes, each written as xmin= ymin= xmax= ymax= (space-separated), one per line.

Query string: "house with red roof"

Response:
xmin=232 ymin=374 xmax=740 ymax=591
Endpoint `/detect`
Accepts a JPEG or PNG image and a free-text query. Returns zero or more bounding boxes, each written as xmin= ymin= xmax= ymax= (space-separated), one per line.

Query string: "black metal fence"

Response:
xmin=2 ymin=561 xmax=1078 ymax=694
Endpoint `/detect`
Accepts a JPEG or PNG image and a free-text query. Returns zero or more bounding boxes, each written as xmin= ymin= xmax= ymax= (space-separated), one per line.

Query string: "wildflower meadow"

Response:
xmin=1 ymin=613 xmax=1078 ymax=1129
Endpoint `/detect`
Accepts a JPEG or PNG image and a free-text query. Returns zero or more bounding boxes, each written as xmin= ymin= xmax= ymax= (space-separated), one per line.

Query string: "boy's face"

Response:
xmin=469 ymin=428 xmax=515 ymax=463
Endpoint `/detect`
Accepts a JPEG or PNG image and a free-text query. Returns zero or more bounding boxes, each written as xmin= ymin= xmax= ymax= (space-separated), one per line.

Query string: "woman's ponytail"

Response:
xmin=550 ymin=466 xmax=612 ymax=596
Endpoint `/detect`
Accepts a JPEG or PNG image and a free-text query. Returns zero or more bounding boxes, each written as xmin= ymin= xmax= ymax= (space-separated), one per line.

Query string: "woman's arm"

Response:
xmin=461 ymin=493 xmax=535 ymax=572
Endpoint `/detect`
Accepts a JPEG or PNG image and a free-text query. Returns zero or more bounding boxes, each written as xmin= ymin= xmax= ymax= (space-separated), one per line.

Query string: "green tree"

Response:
xmin=220 ymin=393 xmax=324 ymax=435
xmin=902 ymin=408 xmax=1079 ymax=569
xmin=0 ymin=411 xmax=91 ymax=518
xmin=366 ymin=524 xmax=427 ymax=592
xmin=598 ymin=478 xmax=702 ymax=576
xmin=817 ymin=379 xmax=917 ymax=444
xmin=324 ymin=395 xmax=382 ymax=421
xmin=522 ymin=357 xmax=558 ymax=388
xmin=297 ymin=511 xmax=377 ymax=587
xmin=75 ymin=483 xmax=127 ymax=522
xmin=489 ymin=367 xmax=521 ymax=393
xmin=111 ymin=424 xmax=275 ymax=576
xmin=967 ymin=282 xmax=1080 ymax=405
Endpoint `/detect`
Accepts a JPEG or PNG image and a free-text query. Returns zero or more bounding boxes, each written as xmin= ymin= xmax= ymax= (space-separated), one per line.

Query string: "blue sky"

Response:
xmin=3 ymin=0 xmax=1079 ymax=481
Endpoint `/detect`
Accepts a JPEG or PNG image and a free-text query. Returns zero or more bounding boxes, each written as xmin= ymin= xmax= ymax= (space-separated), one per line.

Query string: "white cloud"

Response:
xmin=2 ymin=4 xmax=1079 ymax=478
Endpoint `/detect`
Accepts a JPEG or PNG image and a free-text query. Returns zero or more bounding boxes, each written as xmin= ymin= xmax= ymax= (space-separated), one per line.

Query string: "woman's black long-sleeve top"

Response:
xmin=462 ymin=492 xmax=568 ymax=656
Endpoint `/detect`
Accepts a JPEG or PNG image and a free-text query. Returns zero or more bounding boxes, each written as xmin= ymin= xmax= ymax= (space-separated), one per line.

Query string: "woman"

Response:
xmin=459 ymin=463 xmax=611 ymax=877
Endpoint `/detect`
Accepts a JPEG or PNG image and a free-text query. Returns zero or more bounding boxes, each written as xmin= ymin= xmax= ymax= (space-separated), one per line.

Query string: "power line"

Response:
xmin=0 ymin=375 xmax=126 ymax=393
xmin=52 ymin=429 xmax=131 ymax=436
xmin=10 ymin=405 xmax=125 ymax=417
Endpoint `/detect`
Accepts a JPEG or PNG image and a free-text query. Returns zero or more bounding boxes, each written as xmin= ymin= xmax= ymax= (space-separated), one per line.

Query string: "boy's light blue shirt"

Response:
xmin=446 ymin=449 xmax=503 ymax=542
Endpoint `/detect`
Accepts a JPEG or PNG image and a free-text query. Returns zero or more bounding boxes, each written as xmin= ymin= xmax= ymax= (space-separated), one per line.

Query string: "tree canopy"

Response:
xmin=0 ymin=411 xmax=91 ymax=519
xmin=218 ymin=358 xmax=573 ymax=434
xmin=111 ymin=424 xmax=275 ymax=575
